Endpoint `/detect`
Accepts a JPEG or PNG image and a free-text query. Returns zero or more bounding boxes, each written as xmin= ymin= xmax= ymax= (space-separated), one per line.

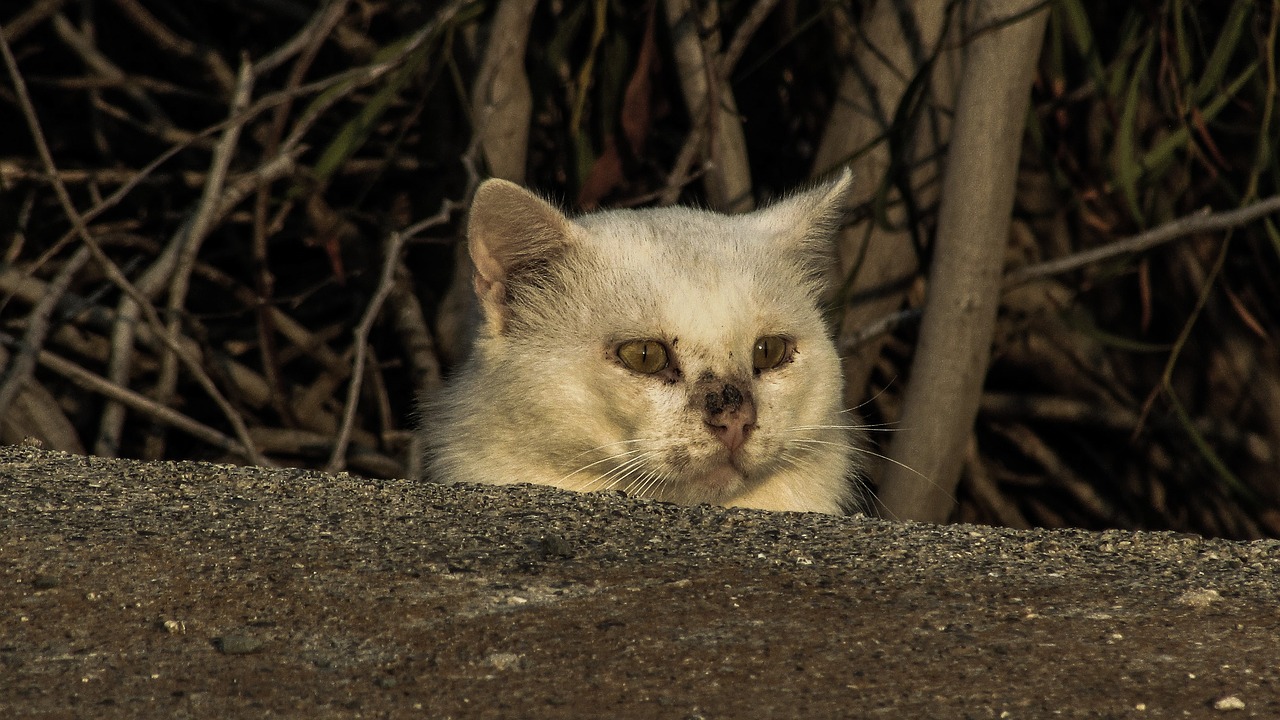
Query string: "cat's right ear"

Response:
xmin=466 ymin=179 xmax=574 ymax=334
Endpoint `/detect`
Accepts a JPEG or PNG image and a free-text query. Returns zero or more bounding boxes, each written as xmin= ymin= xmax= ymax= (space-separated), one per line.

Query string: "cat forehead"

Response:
xmin=575 ymin=206 xmax=775 ymax=264
xmin=576 ymin=211 xmax=788 ymax=302
xmin=562 ymin=209 xmax=819 ymax=340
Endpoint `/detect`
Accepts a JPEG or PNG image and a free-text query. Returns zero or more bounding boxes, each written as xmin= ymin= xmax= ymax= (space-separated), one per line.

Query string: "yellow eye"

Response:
xmin=753 ymin=336 xmax=790 ymax=371
xmin=618 ymin=340 xmax=669 ymax=374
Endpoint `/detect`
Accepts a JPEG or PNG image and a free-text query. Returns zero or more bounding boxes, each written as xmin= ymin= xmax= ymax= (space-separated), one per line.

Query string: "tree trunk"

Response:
xmin=810 ymin=0 xmax=959 ymax=433
xmin=877 ymin=0 xmax=1050 ymax=523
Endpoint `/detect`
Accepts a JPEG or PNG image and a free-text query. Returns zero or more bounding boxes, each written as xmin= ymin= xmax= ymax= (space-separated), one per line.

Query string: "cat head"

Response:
xmin=467 ymin=171 xmax=852 ymax=336
xmin=457 ymin=171 xmax=856 ymax=511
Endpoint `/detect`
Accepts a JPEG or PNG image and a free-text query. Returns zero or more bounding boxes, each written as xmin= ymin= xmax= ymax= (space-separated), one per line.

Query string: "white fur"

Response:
xmin=421 ymin=172 xmax=863 ymax=514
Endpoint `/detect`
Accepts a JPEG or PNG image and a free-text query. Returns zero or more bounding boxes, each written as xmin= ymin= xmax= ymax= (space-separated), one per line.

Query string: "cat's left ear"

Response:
xmin=753 ymin=167 xmax=853 ymax=259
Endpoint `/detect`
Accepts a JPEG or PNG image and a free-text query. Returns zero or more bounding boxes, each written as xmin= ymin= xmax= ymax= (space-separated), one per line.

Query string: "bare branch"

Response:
xmin=720 ymin=0 xmax=781 ymax=75
xmin=0 ymin=0 xmax=68 ymax=43
xmin=662 ymin=0 xmax=752 ymax=211
xmin=812 ymin=0 xmax=956 ymax=429
xmin=877 ymin=0 xmax=1050 ymax=523
xmin=0 ymin=246 xmax=90 ymax=418
xmin=1004 ymin=195 xmax=1280 ymax=287
xmin=326 ymin=229 xmax=408 ymax=473
xmin=0 ymin=27 xmax=270 ymax=465
xmin=107 ymin=0 xmax=237 ymax=94
xmin=471 ymin=0 xmax=537 ymax=183
xmin=1 ymin=335 xmax=254 ymax=458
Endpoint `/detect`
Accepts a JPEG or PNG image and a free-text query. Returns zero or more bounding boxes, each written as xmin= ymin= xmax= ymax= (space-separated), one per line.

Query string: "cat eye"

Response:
xmin=617 ymin=340 xmax=669 ymax=374
xmin=753 ymin=335 xmax=791 ymax=371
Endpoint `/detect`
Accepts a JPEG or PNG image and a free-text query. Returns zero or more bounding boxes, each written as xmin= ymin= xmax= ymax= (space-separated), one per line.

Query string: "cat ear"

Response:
xmin=752 ymin=168 xmax=853 ymax=269
xmin=466 ymin=178 xmax=575 ymax=333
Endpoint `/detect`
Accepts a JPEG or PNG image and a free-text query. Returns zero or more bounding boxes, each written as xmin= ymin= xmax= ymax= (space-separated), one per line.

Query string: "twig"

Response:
xmin=0 ymin=246 xmax=91 ymax=418
xmin=389 ymin=260 xmax=443 ymax=396
xmin=51 ymin=12 xmax=173 ymax=128
xmin=661 ymin=0 xmax=753 ymax=211
xmin=960 ymin=435 xmax=1030 ymax=528
xmin=1003 ymin=194 xmax=1280 ymax=287
xmin=658 ymin=124 xmax=708 ymax=206
xmin=96 ymin=155 xmax=299 ymax=461
xmin=1 ymin=0 xmax=69 ymax=43
xmin=147 ymin=57 xmax=256 ymax=459
xmin=276 ymin=0 xmax=470 ymax=158
xmin=0 ymin=259 xmax=336 ymax=435
xmin=979 ymin=391 xmax=1273 ymax=465
xmin=0 ymin=26 xmax=270 ymax=465
xmin=846 ymin=195 xmax=1280 ymax=351
xmin=0 ymin=162 xmax=206 ymax=187
xmin=329 ymin=135 xmax=480 ymax=472
xmin=251 ymin=427 xmax=403 ymax=478
xmin=403 ymin=140 xmax=482 ymax=239
xmin=327 ymin=230 xmax=408 ymax=472
xmin=328 ymin=154 xmax=479 ymax=471
xmin=718 ymin=0 xmax=781 ymax=75
xmin=28 ymin=16 xmax=462 ymax=270
xmin=991 ymin=423 xmax=1123 ymax=524
xmin=252 ymin=0 xmax=352 ymax=428
xmin=107 ymin=0 xmax=236 ymax=95
xmin=253 ymin=0 xmax=369 ymax=74
xmin=838 ymin=307 xmax=921 ymax=353
xmin=0 ymin=333 xmax=253 ymax=458
xmin=653 ymin=0 xmax=803 ymax=205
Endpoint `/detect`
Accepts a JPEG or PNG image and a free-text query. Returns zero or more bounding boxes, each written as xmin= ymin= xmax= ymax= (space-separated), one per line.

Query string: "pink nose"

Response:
xmin=703 ymin=384 xmax=756 ymax=452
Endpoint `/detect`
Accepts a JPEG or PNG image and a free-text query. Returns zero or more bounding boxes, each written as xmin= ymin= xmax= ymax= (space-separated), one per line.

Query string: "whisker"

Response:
xmin=556 ymin=446 xmax=648 ymax=486
xmin=558 ymin=436 xmax=687 ymax=488
xmin=597 ymin=451 xmax=661 ymax=493
xmin=843 ymin=377 xmax=899 ymax=413
xmin=781 ymin=423 xmax=899 ymax=433
xmin=628 ymin=470 xmax=660 ymax=498
xmin=637 ymin=470 xmax=672 ymax=500
xmin=562 ymin=437 xmax=651 ymax=465
xmin=580 ymin=452 xmax=653 ymax=493
xmin=789 ymin=438 xmax=928 ymax=482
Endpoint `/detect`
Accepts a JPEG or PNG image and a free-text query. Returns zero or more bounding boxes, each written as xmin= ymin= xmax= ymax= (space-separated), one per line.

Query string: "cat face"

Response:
xmin=546 ymin=208 xmax=850 ymax=508
xmin=426 ymin=173 xmax=859 ymax=514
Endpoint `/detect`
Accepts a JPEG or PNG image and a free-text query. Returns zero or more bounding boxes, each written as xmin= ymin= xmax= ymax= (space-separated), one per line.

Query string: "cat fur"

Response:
xmin=421 ymin=171 xmax=863 ymax=514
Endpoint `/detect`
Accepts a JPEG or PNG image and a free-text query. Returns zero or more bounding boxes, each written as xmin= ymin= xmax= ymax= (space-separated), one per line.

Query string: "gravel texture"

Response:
xmin=3 ymin=445 xmax=1280 ymax=718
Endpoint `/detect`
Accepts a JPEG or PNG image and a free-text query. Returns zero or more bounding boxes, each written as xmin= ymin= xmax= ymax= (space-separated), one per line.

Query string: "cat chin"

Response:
xmin=699 ymin=463 xmax=746 ymax=496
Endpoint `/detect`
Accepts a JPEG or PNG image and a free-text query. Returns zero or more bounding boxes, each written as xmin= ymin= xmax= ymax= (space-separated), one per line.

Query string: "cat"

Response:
xmin=420 ymin=170 xmax=864 ymax=514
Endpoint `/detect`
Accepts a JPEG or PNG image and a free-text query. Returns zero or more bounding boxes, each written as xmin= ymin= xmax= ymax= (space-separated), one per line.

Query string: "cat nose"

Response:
xmin=703 ymin=384 xmax=756 ymax=452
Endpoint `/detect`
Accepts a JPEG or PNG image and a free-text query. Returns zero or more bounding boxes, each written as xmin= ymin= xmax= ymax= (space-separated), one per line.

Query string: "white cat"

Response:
xmin=421 ymin=171 xmax=863 ymax=514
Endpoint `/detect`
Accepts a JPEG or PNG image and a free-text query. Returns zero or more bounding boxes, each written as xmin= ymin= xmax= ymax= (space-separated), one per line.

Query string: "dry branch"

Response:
xmin=812 ymin=0 xmax=956 ymax=420
xmin=148 ymin=59 xmax=256 ymax=459
xmin=878 ymin=0 xmax=1050 ymax=523
xmin=2 ymin=335 xmax=252 ymax=459
xmin=662 ymin=0 xmax=752 ymax=211
xmin=472 ymin=0 xmax=537 ymax=183
xmin=1005 ymin=194 xmax=1280 ymax=287
xmin=1 ymin=24 xmax=269 ymax=465
xmin=1 ymin=0 xmax=69 ymax=43
xmin=327 ymin=230 xmax=408 ymax=472
xmin=0 ymin=246 xmax=90 ymax=420
xmin=107 ymin=0 xmax=236 ymax=95
xmin=845 ymin=193 xmax=1280 ymax=352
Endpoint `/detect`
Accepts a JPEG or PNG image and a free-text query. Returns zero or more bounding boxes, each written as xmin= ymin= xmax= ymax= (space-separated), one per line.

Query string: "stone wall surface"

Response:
xmin=2 ymin=445 xmax=1279 ymax=718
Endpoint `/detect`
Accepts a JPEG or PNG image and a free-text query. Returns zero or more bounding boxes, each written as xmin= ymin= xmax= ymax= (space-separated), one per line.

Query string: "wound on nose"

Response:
xmin=704 ymin=384 xmax=744 ymax=416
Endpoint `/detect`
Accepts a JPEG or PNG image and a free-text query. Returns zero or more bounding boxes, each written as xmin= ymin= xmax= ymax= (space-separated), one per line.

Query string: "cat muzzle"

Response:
xmin=703 ymin=383 xmax=757 ymax=453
